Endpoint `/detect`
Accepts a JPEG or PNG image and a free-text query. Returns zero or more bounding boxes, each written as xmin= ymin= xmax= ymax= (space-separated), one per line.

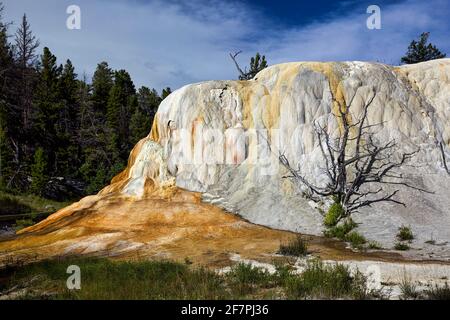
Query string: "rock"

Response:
xmin=42 ymin=177 xmax=86 ymax=201
xmin=115 ymin=59 xmax=450 ymax=252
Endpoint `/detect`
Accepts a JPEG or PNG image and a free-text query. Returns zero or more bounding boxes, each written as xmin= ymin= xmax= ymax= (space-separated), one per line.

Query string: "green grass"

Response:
xmin=396 ymin=226 xmax=414 ymax=242
xmin=278 ymin=236 xmax=309 ymax=257
xmin=0 ymin=191 xmax=70 ymax=215
xmin=3 ymin=258 xmax=229 ymax=300
xmin=368 ymin=241 xmax=383 ymax=250
xmin=283 ymin=259 xmax=375 ymax=299
xmin=399 ymin=275 xmax=420 ymax=300
xmin=345 ymin=232 xmax=367 ymax=249
xmin=0 ymin=191 xmax=71 ymax=230
xmin=0 ymin=257 xmax=383 ymax=300
xmin=0 ymin=194 xmax=32 ymax=215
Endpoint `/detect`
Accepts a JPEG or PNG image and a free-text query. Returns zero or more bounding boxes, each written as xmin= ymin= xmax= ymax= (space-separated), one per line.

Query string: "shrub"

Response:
xmin=323 ymin=219 xmax=357 ymax=239
xmin=399 ymin=275 xmax=421 ymax=300
xmin=284 ymin=259 xmax=370 ymax=299
xmin=227 ymin=263 xmax=273 ymax=294
xmin=397 ymin=226 xmax=414 ymax=241
xmin=324 ymin=203 xmax=344 ymax=227
xmin=368 ymin=241 xmax=383 ymax=250
xmin=345 ymin=232 xmax=367 ymax=249
xmin=278 ymin=236 xmax=309 ymax=257
xmin=394 ymin=242 xmax=410 ymax=251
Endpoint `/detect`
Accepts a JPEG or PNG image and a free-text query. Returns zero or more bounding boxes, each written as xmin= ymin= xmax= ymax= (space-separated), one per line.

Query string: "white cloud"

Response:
xmin=2 ymin=0 xmax=449 ymax=91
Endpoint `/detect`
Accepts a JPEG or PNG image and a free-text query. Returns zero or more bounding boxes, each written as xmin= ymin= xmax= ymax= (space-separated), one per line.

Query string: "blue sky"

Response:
xmin=2 ymin=0 xmax=449 ymax=91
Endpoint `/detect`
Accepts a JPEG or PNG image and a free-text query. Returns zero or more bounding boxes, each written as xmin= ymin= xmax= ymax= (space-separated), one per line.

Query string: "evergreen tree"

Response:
xmin=246 ymin=52 xmax=268 ymax=79
xmin=14 ymin=14 xmax=39 ymax=139
xmin=30 ymin=147 xmax=47 ymax=195
xmin=161 ymin=87 xmax=172 ymax=100
xmin=129 ymin=86 xmax=161 ymax=144
xmin=34 ymin=47 xmax=61 ymax=175
xmin=401 ymin=32 xmax=446 ymax=64
xmin=230 ymin=52 xmax=268 ymax=80
xmin=106 ymin=69 xmax=136 ymax=161
xmin=55 ymin=59 xmax=79 ymax=176
xmin=91 ymin=62 xmax=113 ymax=114
xmin=0 ymin=3 xmax=18 ymax=189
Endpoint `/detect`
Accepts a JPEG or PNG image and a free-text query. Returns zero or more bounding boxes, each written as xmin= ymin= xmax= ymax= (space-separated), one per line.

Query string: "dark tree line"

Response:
xmin=0 ymin=4 xmax=170 ymax=199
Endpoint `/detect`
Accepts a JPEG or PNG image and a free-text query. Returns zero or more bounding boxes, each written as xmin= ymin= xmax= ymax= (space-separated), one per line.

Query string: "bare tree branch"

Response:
xmin=279 ymin=87 xmax=430 ymax=219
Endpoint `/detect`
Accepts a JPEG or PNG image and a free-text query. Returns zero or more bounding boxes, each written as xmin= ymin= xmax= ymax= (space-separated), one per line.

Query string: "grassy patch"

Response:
xmin=0 ymin=191 xmax=70 ymax=215
xmin=0 ymin=195 xmax=32 ymax=215
xmin=396 ymin=226 xmax=414 ymax=242
xmin=226 ymin=263 xmax=274 ymax=295
xmin=278 ymin=236 xmax=309 ymax=257
xmin=345 ymin=232 xmax=367 ymax=249
xmin=0 ymin=257 xmax=385 ymax=300
xmin=425 ymin=283 xmax=450 ymax=300
xmin=283 ymin=259 xmax=373 ymax=299
xmin=4 ymin=258 xmax=229 ymax=300
xmin=399 ymin=275 xmax=420 ymax=300
xmin=368 ymin=241 xmax=383 ymax=250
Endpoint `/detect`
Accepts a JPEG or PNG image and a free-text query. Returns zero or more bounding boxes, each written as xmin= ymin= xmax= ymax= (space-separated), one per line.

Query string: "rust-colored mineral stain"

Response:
xmin=0 ymin=184 xmax=436 ymax=269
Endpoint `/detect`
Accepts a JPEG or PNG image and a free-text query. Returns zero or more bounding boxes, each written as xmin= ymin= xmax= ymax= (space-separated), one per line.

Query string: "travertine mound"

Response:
xmin=1 ymin=59 xmax=450 ymax=262
xmin=115 ymin=59 xmax=449 ymax=255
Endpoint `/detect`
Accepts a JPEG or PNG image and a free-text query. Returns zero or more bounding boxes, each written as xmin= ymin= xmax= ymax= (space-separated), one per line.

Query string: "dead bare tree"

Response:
xmin=229 ymin=51 xmax=268 ymax=80
xmin=279 ymin=88 xmax=429 ymax=223
xmin=229 ymin=51 xmax=247 ymax=80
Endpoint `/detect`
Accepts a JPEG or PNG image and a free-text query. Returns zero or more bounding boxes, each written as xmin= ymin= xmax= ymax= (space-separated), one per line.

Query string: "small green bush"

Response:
xmin=399 ymin=275 xmax=421 ymax=300
xmin=368 ymin=241 xmax=383 ymax=250
xmin=323 ymin=219 xmax=357 ymax=239
xmin=324 ymin=203 xmax=344 ymax=227
xmin=394 ymin=242 xmax=410 ymax=251
xmin=397 ymin=226 xmax=414 ymax=241
xmin=278 ymin=236 xmax=309 ymax=257
xmin=345 ymin=232 xmax=367 ymax=249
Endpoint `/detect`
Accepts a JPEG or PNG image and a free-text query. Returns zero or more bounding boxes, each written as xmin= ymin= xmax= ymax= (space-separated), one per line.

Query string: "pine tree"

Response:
xmin=34 ymin=47 xmax=61 ymax=175
xmin=246 ymin=53 xmax=268 ymax=79
xmin=30 ymin=147 xmax=47 ymax=195
xmin=55 ymin=59 xmax=79 ymax=176
xmin=91 ymin=62 xmax=113 ymax=115
xmin=106 ymin=69 xmax=136 ymax=162
xmin=401 ymin=32 xmax=446 ymax=64
xmin=230 ymin=52 xmax=268 ymax=80
xmin=129 ymin=86 xmax=161 ymax=144
xmin=14 ymin=14 xmax=39 ymax=138
xmin=0 ymin=3 xmax=18 ymax=189
xmin=161 ymin=87 xmax=172 ymax=100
